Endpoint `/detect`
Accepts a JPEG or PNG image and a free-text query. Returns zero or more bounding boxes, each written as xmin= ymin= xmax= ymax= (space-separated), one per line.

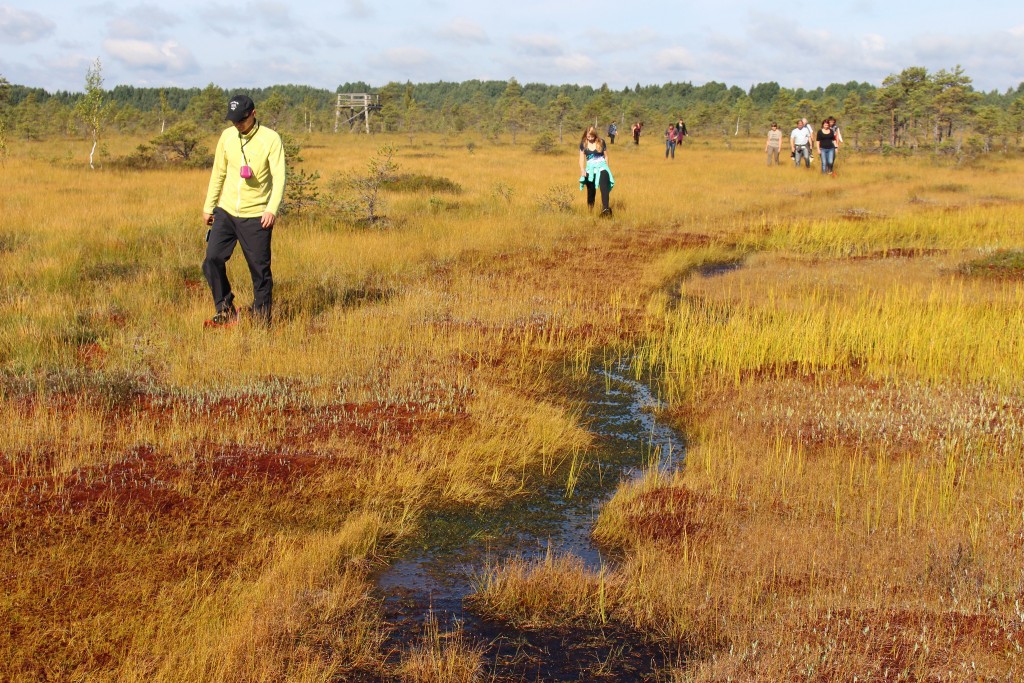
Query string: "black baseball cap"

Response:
xmin=226 ymin=94 xmax=255 ymax=122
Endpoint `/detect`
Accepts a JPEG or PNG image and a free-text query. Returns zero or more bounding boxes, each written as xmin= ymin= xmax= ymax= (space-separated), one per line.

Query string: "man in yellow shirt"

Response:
xmin=202 ymin=94 xmax=286 ymax=326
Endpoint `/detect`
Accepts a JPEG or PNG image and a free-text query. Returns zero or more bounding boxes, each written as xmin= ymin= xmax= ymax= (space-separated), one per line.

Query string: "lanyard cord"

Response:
xmin=239 ymin=120 xmax=259 ymax=167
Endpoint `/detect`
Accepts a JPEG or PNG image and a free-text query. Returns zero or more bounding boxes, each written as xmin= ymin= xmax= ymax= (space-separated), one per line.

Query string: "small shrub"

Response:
xmin=428 ymin=195 xmax=459 ymax=213
xmin=281 ymin=168 xmax=321 ymax=215
xmin=322 ymin=146 xmax=399 ymax=226
xmin=108 ymin=144 xmax=161 ymax=170
xmin=384 ymin=173 xmax=463 ymax=194
xmin=82 ymin=260 xmax=139 ymax=282
xmin=151 ymin=121 xmax=210 ymax=164
xmin=540 ymin=184 xmax=573 ymax=212
xmin=881 ymin=144 xmax=911 ymax=158
xmin=492 ymin=183 xmax=515 ymax=204
xmin=0 ymin=230 xmax=20 ymax=254
xmin=277 ymin=133 xmax=320 ymax=215
xmin=935 ymin=139 xmax=959 ymax=158
xmin=532 ymin=132 xmax=558 ymax=155
xmin=929 ymin=183 xmax=967 ymax=193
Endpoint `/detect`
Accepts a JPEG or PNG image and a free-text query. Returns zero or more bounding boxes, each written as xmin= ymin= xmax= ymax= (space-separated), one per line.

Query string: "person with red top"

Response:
xmin=664 ymin=123 xmax=678 ymax=159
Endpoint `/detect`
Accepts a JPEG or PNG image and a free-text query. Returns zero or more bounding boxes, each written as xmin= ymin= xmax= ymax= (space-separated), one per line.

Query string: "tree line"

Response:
xmin=3 ymin=63 xmax=1024 ymax=156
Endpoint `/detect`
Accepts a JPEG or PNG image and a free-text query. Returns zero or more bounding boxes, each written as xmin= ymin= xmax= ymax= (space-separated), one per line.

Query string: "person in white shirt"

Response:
xmin=790 ymin=119 xmax=813 ymax=168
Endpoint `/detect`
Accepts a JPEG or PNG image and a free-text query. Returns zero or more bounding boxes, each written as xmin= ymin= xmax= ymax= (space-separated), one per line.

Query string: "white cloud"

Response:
xmin=121 ymin=3 xmax=180 ymax=27
xmin=107 ymin=18 xmax=153 ymax=40
xmin=103 ymin=38 xmax=196 ymax=72
xmin=512 ymin=34 xmax=564 ymax=57
xmin=583 ymin=28 xmax=660 ymax=53
xmin=0 ymin=5 xmax=55 ymax=44
xmin=909 ymin=34 xmax=965 ymax=60
xmin=861 ymin=33 xmax=886 ymax=52
xmin=554 ymin=54 xmax=596 ymax=73
xmin=654 ymin=47 xmax=694 ymax=70
xmin=344 ymin=0 xmax=372 ymax=19
xmin=437 ymin=17 xmax=488 ymax=45
xmin=250 ymin=1 xmax=293 ymax=29
xmin=370 ymin=46 xmax=436 ymax=69
xmin=199 ymin=1 xmax=292 ymax=31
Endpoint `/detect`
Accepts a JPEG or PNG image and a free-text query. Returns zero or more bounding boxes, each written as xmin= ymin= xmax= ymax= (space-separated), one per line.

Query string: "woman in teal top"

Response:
xmin=578 ymin=125 xmax=615 ymax=217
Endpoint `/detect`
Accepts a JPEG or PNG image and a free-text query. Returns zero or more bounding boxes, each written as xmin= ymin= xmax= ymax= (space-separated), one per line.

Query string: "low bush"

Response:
xmin=383 ymin=173 xmax=463 ymax=194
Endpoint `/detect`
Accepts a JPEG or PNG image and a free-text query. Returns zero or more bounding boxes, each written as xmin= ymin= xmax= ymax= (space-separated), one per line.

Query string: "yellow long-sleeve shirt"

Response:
xmin=203 ymin=122 xmax=286 ymax=218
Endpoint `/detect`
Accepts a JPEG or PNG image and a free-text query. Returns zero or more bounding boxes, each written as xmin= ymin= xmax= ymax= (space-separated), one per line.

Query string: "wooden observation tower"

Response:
xmin=334 ymin=93 xmax=381 ymax=133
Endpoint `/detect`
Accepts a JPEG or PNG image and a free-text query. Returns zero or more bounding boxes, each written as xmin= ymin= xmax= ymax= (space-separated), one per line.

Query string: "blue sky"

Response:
xmin=2 ymin=0 xmax=1023 ymax=94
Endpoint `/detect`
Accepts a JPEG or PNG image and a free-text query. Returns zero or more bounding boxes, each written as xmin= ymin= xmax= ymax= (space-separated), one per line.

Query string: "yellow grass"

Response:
xmin=3 ymin=130 xmax=1024 ymax=679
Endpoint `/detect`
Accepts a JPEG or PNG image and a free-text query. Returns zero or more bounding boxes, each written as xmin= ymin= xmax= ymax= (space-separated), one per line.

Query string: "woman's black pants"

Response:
xmin=585 ymin=171 xmax=611 ymax=211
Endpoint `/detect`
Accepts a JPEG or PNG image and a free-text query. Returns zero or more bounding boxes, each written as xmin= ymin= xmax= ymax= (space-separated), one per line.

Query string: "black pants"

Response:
xmin=584 ymin=171 xmax=611 ymax=211
xmin=203 ymin=208 xmax=273 ymax=320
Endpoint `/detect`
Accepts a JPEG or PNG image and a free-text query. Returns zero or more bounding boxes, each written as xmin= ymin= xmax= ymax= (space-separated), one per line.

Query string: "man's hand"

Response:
xmin=203 ymin=212 xmax=214 ymax=226
xmin=261 ymin=212 xmax=277 ymax=229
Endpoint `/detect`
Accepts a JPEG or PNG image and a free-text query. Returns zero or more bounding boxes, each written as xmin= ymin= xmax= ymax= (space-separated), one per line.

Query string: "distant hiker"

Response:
xmin=828 ymin=116 xmax=844 ymax=169
xmin=202 ymin=94 xmax=286 ymax=327
xmin=664 ymin=123 xmax=678 ymax=159
xmin=608 ymin=121 xmax=617 ymax=144
xmin=632 ymin=121 xmax=643 ymax=145
xmin=675 ymin=119 xmax=688 ymax=147
xmin=828 ymin=116 xmax=844 ymax=146
xmin=765 ymin=122 xmax=782 ymax=165
xmin=816 ymin=118 xmax=838 ymax=176
xmin=801 ymin=118 xmax=814 ymax=163
xmin=579 ymin=125 xmax=615 ymax=217
xmin=790 ymin=118 xmax=812 ymax=169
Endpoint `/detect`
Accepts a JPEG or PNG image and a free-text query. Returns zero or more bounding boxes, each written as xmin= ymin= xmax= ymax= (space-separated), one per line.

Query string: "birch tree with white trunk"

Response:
xmin=75 ymin=59 xmax=112 ymax=170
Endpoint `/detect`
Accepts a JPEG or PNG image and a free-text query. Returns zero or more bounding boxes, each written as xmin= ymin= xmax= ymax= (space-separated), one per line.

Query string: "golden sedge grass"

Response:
xmin=3 ymin=132 xmax=1024 ymax=680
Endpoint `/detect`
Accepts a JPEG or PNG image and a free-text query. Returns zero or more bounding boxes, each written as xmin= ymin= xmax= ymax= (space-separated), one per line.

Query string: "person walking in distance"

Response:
xmin=202 ymin=94 xmax=286 ymax=327
xmin=607 ymin=121 xmax=617 ymax=144
xmin=664 ymin=122 xmax=678 ymax=159
xmin=631 ymin=121 xmax=643 ymax=145
xmin=579 ymin=125 xmax=615 ymax=217
xmin=675 ymin=119 xmax=688 ymax=150
xmin=828 ymin=116 xmax=843 ymax=172
xmin=801 ymin=118 xmax=814 ymax=164
xmin=765 ymin=122 xmax=782 ymax=165
xmin=790 ymin=118 xmax=812 ymax=169
xmin=816 ymin=118 xmax=838 ymax=175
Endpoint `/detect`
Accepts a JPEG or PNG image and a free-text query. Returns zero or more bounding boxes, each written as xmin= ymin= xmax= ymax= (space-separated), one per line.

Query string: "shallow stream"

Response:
xmin=373 ymin=361 xmax=686 ymax=680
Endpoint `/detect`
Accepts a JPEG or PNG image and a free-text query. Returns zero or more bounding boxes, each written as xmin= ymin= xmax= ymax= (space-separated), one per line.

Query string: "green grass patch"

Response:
xmin=958 ymin=250 xmax=1024 ymax=279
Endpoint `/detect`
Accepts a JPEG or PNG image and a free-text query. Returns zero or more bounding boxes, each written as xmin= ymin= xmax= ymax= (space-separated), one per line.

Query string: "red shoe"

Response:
xmin=204 ymin=307 xmax=238 ymax=328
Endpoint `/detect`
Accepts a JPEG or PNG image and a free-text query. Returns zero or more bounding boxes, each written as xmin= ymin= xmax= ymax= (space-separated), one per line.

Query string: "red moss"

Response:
xmin=2 ymin=444 xmax=342 ymax=528
xmin=802 ymin=607 xmax=1024 ymax=674
xmin=75 ymin=343 xmax=106 ymax=367
xmin=620 ymin=486 xmax=721 ymax=543
xmin=183 ymin=276 xmax=204 ymax=293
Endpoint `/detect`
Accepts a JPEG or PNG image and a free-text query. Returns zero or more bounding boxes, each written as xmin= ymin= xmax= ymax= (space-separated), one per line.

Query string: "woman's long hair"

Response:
xmin=580 ymin=125 xmax=606 ymax=151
